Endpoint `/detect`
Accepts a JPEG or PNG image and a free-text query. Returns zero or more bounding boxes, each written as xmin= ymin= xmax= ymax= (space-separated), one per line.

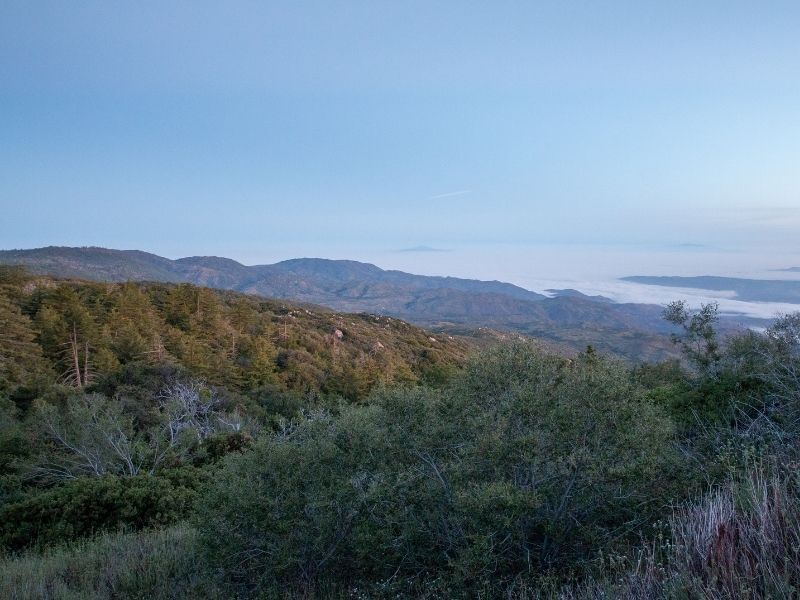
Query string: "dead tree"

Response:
xmin=61 ymin=324 xmax=93 ymax=388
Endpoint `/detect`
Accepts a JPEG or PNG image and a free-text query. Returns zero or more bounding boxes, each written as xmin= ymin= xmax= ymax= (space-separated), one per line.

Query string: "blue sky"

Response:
xmin=2 ymin=1 xmax=800 ymax=283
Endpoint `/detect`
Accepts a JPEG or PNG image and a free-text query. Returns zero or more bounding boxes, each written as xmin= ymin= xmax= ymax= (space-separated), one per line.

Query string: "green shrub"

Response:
xmin=1 ymin=469 xmax=206 ymax=552
xmin=0 ymin=397 xmax=30 ymax=505
xmin=196 ymin=343 xmax=678 ymax=596
xmin=196 ymin=407 xmax=381 ymax=594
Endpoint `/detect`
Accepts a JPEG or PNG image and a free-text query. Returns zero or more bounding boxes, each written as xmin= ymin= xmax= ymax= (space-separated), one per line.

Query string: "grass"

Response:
xmin=548 ymin=463 xmax=800 ymax=599
xmin=0 ymin=525 xmax=223 ymax=600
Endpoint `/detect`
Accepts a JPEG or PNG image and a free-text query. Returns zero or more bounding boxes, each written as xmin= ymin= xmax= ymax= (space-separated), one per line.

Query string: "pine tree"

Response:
xmin=0 ymin=294 xmax=47 ymax=393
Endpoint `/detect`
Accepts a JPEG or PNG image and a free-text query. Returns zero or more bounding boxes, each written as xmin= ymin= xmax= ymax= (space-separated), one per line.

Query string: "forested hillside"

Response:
xmin=0 ymin=265 xmax=470 ymax=404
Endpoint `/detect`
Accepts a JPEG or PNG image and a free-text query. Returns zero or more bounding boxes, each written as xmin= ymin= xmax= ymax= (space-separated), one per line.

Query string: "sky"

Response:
xmin=2 ymin=1 xmax=800 ymax=299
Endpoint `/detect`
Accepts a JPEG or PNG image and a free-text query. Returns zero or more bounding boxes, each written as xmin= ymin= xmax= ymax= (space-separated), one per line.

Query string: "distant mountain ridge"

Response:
xmin=1 ymin=246 xmax=687 ymax=360
xmin=0 ymin=246 xmax=544 ymax=300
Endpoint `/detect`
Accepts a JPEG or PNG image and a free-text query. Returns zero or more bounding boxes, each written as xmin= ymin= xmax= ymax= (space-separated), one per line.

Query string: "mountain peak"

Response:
xmin=175 ymin=256 xmax=248 ymax=269
xmin=272 ymin=258 xmax=387 ymax=282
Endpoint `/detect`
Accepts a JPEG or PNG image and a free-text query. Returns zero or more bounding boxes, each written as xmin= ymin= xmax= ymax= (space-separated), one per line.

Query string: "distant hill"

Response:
xmin=0 ymin=247 xmax=544 ymax=300
xmin=623 ymin=275 xmax=800 ymax=304
xmin=0 ymin=246 xmax=688 ymax=360
xmin=545 ymin=288 xmax=615 ymax=303
xmin=0 ymin=247 xmax=180 ymax=282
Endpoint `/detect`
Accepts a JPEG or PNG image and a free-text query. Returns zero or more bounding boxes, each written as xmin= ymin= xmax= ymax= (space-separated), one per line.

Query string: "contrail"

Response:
xmin=427 ymin=190 xmax=472 ymax=200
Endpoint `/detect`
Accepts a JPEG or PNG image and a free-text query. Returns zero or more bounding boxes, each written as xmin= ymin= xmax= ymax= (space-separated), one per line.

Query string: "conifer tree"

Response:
xmin=0 ymin=294 xmax=47 ymax=393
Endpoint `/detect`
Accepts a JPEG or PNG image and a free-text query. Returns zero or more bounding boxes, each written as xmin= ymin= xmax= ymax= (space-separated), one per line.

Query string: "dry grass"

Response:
xmin=0 ymin=525 xmax=223 ymax=600
xmin=667 ymin=466 xmax=800 ymax=599
xmin=544 ymin=464 xmax=800 ymax=600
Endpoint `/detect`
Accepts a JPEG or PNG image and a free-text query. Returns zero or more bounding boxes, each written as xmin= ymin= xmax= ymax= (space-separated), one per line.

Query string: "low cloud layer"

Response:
xmin=531 ymin=279 xmax=800 ymax=320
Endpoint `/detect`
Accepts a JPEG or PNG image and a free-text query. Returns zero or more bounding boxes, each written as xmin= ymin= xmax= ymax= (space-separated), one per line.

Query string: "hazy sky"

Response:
xmin=2 ymin=1 xmax=800 ymax=285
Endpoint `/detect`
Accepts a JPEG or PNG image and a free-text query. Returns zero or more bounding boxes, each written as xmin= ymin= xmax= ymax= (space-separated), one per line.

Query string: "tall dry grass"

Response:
xmin=543 ymin=463 xmax=800 ymax=600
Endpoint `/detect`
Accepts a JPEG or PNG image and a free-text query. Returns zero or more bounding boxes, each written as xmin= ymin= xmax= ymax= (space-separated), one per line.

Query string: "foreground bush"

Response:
xmin=0 ymin=525 xmax=220 ymax=600
xmin=0 ymin=469 xmax=205 ymax=551
xmin=196 ymin=343 xmax=678 ymax=596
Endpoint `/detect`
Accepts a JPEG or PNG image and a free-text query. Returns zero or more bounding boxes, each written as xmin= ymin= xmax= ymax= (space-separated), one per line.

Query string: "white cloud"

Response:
xmin=530 ymin=279 xmax=799 ymax=320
